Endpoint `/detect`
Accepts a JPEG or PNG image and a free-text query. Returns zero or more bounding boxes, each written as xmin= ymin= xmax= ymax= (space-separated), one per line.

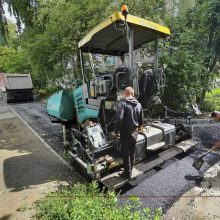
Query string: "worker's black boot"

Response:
xmin=119 ymin=171 xmax=131 ymax=179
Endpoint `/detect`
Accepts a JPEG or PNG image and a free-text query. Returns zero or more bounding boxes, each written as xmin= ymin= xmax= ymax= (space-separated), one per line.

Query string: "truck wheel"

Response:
xmin=29 ymin=96 xmax=33 ymax=101
xmin=3 ymin=93 xmax=8 ymax=103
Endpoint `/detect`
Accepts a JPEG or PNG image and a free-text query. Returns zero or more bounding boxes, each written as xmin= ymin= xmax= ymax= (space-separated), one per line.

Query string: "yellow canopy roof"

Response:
xmin=78 ymin=12 xmax=170 ymax=55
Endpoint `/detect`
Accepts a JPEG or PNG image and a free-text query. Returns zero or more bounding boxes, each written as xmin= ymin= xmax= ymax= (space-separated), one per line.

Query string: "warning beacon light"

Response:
xmin=121 ymin=5 xmax=128 ymax=18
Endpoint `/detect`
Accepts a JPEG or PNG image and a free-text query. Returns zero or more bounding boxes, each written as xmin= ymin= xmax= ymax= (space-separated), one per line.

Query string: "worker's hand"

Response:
xmin=89 ymin=121 xmax=95 ymax=127
xmin=110 ymin=132 xmax=119 ymax=139
xmin=110 ymin=131 xmax=117 ymax=139
xmin=214 ymin=140 xmax=220 ymax=149
xmin=138 ymin=125 xmax=144 ymax=132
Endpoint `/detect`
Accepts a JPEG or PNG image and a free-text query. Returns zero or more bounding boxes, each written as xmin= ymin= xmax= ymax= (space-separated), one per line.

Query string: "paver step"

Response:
xmin=147 ymin=141 xmax=165 ymax=151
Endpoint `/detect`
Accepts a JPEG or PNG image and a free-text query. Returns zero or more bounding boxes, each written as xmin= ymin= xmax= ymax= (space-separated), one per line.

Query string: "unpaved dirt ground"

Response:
xmin=0 ymin=106 xmax=83 ymax=219
xmin=1 ymin=100 xmax=220 ymax=219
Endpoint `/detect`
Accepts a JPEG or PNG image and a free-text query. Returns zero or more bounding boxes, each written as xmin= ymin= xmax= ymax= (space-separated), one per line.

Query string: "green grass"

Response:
xmin=203 ymin=87 xmax=220 ymax=111
xmin=34 ymin=182 xmax=162 ymax=220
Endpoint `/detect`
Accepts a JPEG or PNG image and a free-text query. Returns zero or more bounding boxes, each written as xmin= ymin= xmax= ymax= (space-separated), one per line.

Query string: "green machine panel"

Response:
xmin=47 ymin=90 xmax=74 ymax=121
xmin=73 ymin=86 xmax=98 ymax=124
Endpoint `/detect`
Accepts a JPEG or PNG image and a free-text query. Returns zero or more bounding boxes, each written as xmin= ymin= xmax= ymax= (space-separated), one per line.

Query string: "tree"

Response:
xmin=1 ymin=0 xmax=219 ymax=110
xmin=23 ymin=0 xmax=115 ymax=87
xmin=0 ymin=19 xmax=31 ymax=74
xmin=194 ymin=0 xmax=220 ymax=105
xmin=21 ymin=0 xmax=169 ymax=88
xmin=0 ymin=45 xmax=31 ymax=73
xmin=161 ymin=0 xmax=220 ymax=110
xmin=112 ymin=0 xmax=166 ymax=22
xmin=0 ymin=0 xmax=39 ymax=44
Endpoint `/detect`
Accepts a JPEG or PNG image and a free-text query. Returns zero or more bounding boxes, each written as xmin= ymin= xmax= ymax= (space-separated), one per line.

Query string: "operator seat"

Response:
xmin=112 ymin=66 xmax=129 ymax=78
xmin=104 ymin=65 xmax=129 ymax=101
xmin=112 ymin=66 xmax=129 ymax=91
xmin=138 ymin=69 xmax=157 ymax=108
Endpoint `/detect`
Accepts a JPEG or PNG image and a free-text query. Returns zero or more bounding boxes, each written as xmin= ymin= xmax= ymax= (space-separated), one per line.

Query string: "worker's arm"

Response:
xmin=138 ymin=105 xmax=144 ymax=129
xmin=115 ymin=101 xmax=124 ymax=133
xmin=214 ymin=140 xmax=220 ymax=149
xmin=211 ymin=111 xmax=220 ymax=121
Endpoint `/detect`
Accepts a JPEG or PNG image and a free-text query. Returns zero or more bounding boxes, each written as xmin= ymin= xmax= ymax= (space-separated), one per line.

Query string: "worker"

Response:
xmin=214 ymin=140 xmax=220 ymax=148
xmin=211 ymin=111 xmax=220 ymax=121
xmin=114 ymin=87 xmax=144 ymax=179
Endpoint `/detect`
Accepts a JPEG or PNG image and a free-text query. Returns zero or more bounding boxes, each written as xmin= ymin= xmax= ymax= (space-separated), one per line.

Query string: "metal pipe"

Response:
xmin=63 ymin=124 xmax=67 ymax=142
xmin=74 ymin=138 xmax=93 ymax=163
xmin=128 ymin=26 xmax=134 ymax=86
xmin=154 ymin=36 xmax=159 ymax=71
xmin=79 ymin=49 xmax=86 ymax=83
xmin=102 ymin=107 xmax=108 ymax=134
xmin=68 ymin=151 xmax=88 ymax=169
xmin=89 ymin=53 xmax=96 ymax=78
xmin=72 ymin=128 xmax=87 ymax=139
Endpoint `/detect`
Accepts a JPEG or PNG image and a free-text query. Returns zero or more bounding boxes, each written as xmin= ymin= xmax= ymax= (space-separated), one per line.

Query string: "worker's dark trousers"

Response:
xmin=120 ymin=129 xmax=138 ymax=175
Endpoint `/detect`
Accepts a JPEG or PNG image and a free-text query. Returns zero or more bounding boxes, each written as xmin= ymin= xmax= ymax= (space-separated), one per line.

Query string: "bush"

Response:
xmin=37 ymin=87 xmax=59 ymax=99
xmin=203 ymin=87 xmax=220 ymax=112
xmin=35 ymin=182 xmax=162 ymax=220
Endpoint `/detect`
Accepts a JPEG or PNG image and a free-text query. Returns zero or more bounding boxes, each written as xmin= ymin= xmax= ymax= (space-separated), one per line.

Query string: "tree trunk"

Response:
xmin=197 ymin=89 xmax=206 ymax=107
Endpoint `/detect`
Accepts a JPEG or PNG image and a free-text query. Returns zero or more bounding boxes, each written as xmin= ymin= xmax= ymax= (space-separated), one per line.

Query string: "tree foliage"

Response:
xmin=0 ymin=21 xmax=30 ymax=73
xmin=0 ymin=45 xmax=31 ymax=73
xmin=0 ymin=0 xmax=38 ymax=43
xmin=161 ymin=0 xmax=220 ymax=110
xmin=0 ymin=0 xmax=219 ymax=108
xmin=22 ymin=0 xmax=113 ymax=87
xmin=112 ymin=0 xmax=166 ymax=22
xmin=22 ymin=0 xmax=168 ymax=88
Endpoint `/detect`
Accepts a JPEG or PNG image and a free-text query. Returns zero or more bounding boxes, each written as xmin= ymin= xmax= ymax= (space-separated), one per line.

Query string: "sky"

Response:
xmin=3 ymin=3 xmax=17 ymax=23
xmin=3 ymin=3 xmax=25 ymax=31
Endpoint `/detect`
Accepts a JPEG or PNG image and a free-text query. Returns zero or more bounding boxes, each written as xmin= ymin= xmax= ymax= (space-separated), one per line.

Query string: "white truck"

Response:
xmin=0 ymin=73 xmax=33 ymax=103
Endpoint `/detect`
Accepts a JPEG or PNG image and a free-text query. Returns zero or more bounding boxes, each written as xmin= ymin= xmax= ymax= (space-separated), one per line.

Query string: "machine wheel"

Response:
xmin=28 ymin=96 xmax=33 ymax=101
xmin=28 ymin=90 xmax=34 ymax=101
xmin=3 ymin=92 xmax=8 ymax=103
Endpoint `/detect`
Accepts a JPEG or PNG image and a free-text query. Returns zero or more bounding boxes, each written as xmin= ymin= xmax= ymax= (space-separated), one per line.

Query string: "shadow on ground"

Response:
xmin=0 ymin=114 xmax=82 ymax=192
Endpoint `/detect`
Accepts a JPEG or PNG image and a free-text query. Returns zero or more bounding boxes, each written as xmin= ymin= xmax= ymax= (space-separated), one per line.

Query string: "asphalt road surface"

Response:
xmin=2 ymin=99 xmax=220 ymax=214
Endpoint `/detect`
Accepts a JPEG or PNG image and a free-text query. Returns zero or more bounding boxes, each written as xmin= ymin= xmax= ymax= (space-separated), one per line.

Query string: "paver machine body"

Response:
xmin=47 ymin=7 xmax=197 ymax=189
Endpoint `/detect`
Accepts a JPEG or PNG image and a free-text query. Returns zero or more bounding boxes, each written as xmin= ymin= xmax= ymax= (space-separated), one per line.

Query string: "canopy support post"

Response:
xmin=79 ymin=49 xmax=86 ymax=83
xmin=154 ymin=36 xmax=159 ymax=71
xmin=128 ymin=26 xmax=134 ymax=86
